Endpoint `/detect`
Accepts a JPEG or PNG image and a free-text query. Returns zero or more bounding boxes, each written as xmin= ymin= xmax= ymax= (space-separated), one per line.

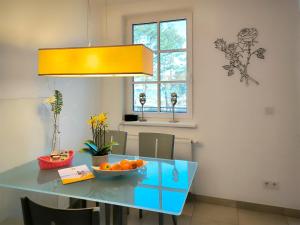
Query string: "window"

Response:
xmin=126 ymin=12 xmax=192 ymax=117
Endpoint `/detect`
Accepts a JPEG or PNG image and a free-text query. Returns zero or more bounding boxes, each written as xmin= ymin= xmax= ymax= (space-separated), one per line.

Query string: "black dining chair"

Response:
xmin=21 ymin=197 xmax=100 ymax=225
xmin=138 ymin=132 xmax=177 ymax=225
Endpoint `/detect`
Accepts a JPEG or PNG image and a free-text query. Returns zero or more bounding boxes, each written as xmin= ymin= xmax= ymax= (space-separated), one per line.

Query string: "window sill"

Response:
xmin=119 ymin=120 xmax=197 ymax=128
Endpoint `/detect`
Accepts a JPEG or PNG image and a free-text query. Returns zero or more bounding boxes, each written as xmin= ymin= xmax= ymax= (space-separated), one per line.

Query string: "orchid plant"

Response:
xmin=81 ymin=113 xmax=118 ymax=156
xmin=214 ymin=28 xmax=266 ymax=85
xmin=45 ymin=90 xmax=63 ymax=155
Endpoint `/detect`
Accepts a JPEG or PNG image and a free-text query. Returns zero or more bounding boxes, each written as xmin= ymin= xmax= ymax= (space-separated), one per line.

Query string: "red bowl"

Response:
xmin=38 ymin=150 xmax=75 ymax=170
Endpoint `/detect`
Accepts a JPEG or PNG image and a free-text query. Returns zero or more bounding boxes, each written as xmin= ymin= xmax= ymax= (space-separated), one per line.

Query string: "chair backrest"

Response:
xmin=21 ymin=197 xmax=100 ymax=225
xmin=105 ymin=130 xmax=127 ymax=155
xmin=139 ymin=132 xmax=175 ymax=159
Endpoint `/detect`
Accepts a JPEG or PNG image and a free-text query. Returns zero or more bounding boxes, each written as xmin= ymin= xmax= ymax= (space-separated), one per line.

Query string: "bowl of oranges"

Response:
xmin=92 ymin=159 xmax=146 ymax=177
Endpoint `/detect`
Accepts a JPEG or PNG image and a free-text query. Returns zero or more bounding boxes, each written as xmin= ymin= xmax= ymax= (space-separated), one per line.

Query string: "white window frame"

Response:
xmin=125 ymin=10 xmax=193 ymax=119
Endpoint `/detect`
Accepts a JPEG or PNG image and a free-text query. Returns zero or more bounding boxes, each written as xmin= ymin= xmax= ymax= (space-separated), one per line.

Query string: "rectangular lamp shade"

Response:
xmin=38 ymin=44 xmax=153 ymax=77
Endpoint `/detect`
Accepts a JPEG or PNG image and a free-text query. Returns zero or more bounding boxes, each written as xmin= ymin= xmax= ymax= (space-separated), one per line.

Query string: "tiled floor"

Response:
xmin=127 ymin=200 xmax=300 ymax=225
xmin=1 ymin=200 xmax=300 ymax=225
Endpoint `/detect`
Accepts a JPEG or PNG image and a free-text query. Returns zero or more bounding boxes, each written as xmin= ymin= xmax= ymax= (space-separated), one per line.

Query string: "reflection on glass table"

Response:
xmin=0 ymin=154 xmax=198 ymax=216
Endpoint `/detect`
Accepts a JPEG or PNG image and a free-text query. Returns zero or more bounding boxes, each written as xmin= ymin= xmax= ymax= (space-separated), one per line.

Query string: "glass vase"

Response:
xmin=51 ymin=114 xmax=61 ymax=155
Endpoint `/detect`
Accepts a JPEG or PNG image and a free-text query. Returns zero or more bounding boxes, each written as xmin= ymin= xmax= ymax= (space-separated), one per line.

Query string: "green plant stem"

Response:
xmin=103 ymin=127 xmax=106 ymax=146
xmin=91 ymin=117 xmax=95 ymax=143
xmin=51 ymin=113 xmax=58 ymax=155
xmin=99 ymin=127 xmax=102 ymax=149
xmin=96 ymin=127 xmax=99 ymax=150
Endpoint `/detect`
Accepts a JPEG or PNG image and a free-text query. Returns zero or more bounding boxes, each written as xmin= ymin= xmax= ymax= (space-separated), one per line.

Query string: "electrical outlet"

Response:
xmin=263 ymin=181 xmax=279 ymax=190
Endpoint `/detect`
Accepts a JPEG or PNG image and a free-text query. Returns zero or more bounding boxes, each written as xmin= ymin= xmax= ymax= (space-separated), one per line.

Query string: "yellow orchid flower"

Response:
xmin=87 ymin=115 xmax=98 ymax=127
xmin=44 ymin=96 xmax=56 ymax=104
xmin=97 ymin=113 xmax=107 ymax=124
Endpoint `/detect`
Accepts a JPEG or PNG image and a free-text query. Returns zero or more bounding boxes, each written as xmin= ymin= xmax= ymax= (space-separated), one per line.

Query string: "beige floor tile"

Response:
xmin=182 ymin=199 xmax=195 ymax=217
xmin=131 ymin=210 xmax=169 ymax=225
xmin=288 ymin=217 xmax=300 ymax=225
xmin=238 ymin=209 xmax=288 ymax=225
xmin=178 ymin=214 xmax=192 ymax=225
xmin=127 ymin=208 xmax=191 ymax=225
xmin=191 ymin=202 xmax=238 ymax=225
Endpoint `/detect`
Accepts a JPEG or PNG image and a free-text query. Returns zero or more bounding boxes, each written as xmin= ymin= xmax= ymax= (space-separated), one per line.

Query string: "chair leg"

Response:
xmin=98 ymin=203 xmax=111 ymax=225
xmin=105 ymin=204 xmax=111 ymax=225
xmin=139 ymin=209 xmax=143 ymax=219
xmin=113 ymin=205 xmax=127 ymax=225
xmin=159 ymin=213 xmax=163 ymax=225
xmin=172 ymin=215 xmax=177 ymax=225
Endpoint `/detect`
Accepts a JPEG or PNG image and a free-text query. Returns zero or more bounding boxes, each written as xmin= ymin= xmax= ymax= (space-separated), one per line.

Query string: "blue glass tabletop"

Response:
xmin=0 ymin=153 xmax=198 ymax=215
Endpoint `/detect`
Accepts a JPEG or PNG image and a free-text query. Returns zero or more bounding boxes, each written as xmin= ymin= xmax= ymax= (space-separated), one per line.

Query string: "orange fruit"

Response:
xmin=130 ymin=161 xmax=138 ymax=169
xmin=99 ymin=162 xmax=111 ymax=170
xmin=136 ymin=159 xmax=144 ymax=167
xmin=111 ymin=163 xmax=122 ymax=171
xmin=120 ymin=162 xmax=131 ymax=170
xmin=120 ymin=159 xmax=129 ymax=165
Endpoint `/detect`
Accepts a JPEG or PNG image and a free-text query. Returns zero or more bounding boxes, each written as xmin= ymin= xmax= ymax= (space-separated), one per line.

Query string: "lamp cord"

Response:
xmin=87 ymin=0 xmax=91 ymax=46
xmin=105 ymin=0 xmax=108 ymax=44
xmin=86 ymin=0 xmax=108 ymax=46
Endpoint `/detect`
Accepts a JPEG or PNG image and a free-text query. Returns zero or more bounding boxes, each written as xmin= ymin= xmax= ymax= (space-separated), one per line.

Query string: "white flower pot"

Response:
xmin=92 ymin=154 xmax=108 ymax=167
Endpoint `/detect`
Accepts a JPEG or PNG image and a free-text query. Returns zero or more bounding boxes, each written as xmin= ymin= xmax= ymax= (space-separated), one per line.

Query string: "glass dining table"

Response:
xmin=0 ymin=153 xmax=198 ymax=225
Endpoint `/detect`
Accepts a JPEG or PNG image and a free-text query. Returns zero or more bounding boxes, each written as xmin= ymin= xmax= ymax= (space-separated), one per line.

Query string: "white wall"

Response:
xmin=0 ymin=0 xmax=103 ymax=221
xmin=100 ymin=0 xmax=300 ymax=210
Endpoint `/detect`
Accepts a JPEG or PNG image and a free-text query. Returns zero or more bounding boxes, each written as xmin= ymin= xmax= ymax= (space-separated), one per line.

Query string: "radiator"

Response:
xmin=126 ymin=134 xmax=193 ymax=161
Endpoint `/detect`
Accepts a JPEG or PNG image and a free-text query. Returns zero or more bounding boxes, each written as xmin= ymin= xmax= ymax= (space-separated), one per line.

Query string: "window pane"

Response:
xmin=133 ymin=83 xmax=158 ymax=112
xmin=134 ymin=53 xmax=158 ymax=82
xmin=160 ymin=52 xmax=187 ymax=81
xmin=133 ymin=23 xmax=157 ymax=51
xmin=160 ymin=20 xmax=186 ymax=50
xmin=160 ymin=83 xmax=187 ymax=113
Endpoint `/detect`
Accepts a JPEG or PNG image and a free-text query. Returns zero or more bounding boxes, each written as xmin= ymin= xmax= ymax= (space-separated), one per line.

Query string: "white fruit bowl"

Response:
xmin=92 ymin=161 xmax=147 ymax=177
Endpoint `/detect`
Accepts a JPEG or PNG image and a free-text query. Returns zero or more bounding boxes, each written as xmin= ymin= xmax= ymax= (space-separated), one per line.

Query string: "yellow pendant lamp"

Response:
xmin=38 ymin=44 xmax=153 ymax=77
xmin=38 ymin=0 xmax=153 ymax=78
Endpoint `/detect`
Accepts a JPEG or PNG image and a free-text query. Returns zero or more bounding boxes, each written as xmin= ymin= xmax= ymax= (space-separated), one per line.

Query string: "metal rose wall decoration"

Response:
xmin=214 ymin=28 xmax=266 ymax=85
